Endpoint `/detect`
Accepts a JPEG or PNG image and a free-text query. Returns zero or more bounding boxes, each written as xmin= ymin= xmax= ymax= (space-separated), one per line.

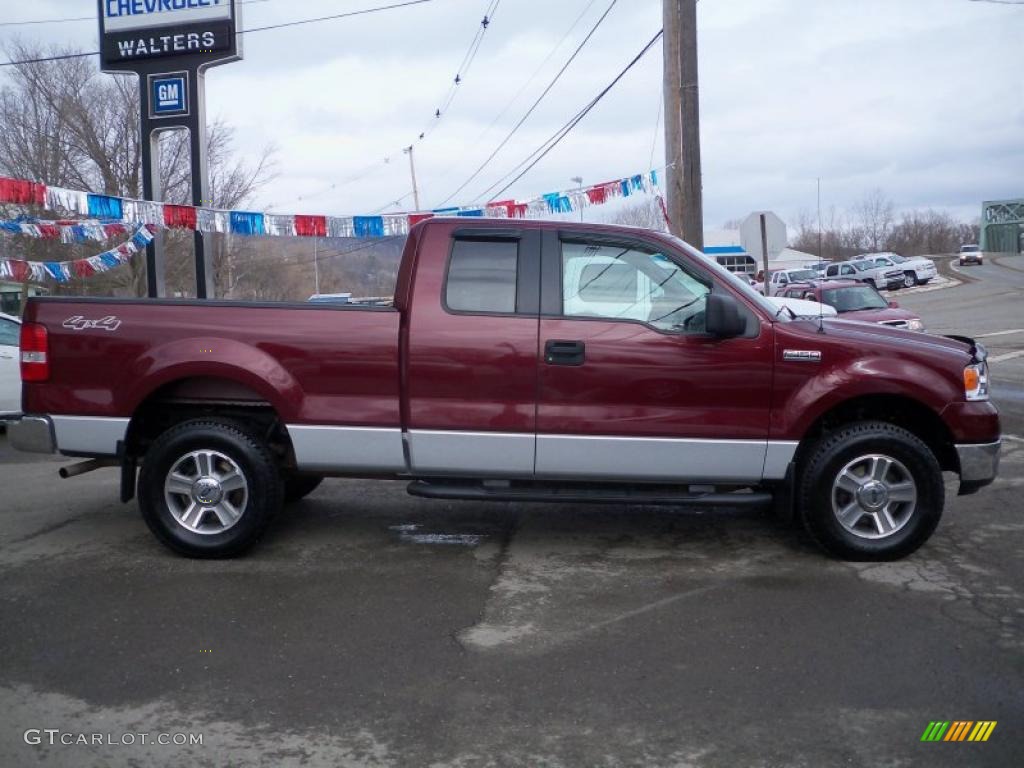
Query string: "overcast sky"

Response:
xmin=1 ymin=0 xmax=1021 ymax=228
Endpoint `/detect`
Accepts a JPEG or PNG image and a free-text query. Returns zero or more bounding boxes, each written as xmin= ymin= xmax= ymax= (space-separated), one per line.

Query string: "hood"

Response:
xmin=813 ymin=318 xmax=972 ymax=360
xmin=767 ymin=296 xmax=838 ymax=318
xmin=839 ymin=306 xmax=919 ymax=323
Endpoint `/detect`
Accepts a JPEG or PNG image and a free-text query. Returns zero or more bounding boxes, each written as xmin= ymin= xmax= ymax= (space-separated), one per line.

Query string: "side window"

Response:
xmin=0 ymin=318 xmax=19 ymax=346
xmin=842 ymin=265 xmax=855 ymax=276
xmin=561 ymin=241 xmax=711 ymax=333
xmin=826 ymin=266 xmax=836 ymax=277
xmin=445 ymin=238 xmax=518 ymax=314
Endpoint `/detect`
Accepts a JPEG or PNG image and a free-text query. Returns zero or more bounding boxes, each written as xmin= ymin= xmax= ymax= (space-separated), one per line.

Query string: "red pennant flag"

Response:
xmin=10 ymin=260 xmax=30 ymax=282
xmin=294 ymin=215 xmax=327 ymax=237
xmin=73 ymin=260 xmax=96 ymax=278
xmin=37 ymin=224 xmax=61 ymax=239
xmin=408 ymin=213 xmax=434 ymax=227
xmin=163 ymin=204 xmax=197 ymax=230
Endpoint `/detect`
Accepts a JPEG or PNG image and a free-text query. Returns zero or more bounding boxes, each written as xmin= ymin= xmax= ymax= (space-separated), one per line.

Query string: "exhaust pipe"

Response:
xmin=59 ymin=459 xmax=117 ymax=479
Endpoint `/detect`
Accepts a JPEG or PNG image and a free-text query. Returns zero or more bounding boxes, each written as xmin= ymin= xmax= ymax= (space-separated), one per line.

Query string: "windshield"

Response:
xmin=821 ymin=285 xmax=889 ymax=312
xmin=961 ymin=245 xmax=979 ymax=252
xmin=887 ymin=254 xmax=907 ymax=263
xmin=664 ymin=235 xmax=783 ymax=319
xmin=788 ymin=269 xmax=818 ymax=281
xmin=851 ymin=261 xmax=872 ymax=272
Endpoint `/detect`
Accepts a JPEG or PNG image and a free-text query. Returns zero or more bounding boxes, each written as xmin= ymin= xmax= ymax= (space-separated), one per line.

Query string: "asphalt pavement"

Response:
xmin=1 ymin=259 xmax=1022 ymax=768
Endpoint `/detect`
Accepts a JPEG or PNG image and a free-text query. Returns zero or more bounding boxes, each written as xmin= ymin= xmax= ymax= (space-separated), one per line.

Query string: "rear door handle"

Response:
xmin=545 ymin=340 xmax=585 ymax=366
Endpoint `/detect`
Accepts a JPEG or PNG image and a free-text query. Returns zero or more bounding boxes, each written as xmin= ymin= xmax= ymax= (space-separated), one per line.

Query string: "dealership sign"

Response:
xmin=98 ymin=0 xmax=241 ymax=72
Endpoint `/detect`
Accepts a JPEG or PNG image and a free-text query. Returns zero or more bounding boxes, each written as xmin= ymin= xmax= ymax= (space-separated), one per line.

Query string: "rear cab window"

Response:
xmin=445 ymin=239 xmax=519 ymax=314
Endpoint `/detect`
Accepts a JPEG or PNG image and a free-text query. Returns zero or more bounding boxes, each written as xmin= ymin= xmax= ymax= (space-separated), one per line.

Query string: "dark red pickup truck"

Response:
xmin=11 ymin=219 xmax=1000 ymax=560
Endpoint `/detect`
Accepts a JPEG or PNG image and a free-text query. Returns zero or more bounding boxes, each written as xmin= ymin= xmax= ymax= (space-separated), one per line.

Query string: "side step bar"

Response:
xmin=407 ymin=480 xmax=772 ymax=508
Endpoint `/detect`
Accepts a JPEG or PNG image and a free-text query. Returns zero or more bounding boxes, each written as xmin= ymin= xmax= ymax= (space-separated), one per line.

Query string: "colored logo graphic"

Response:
xmin=921 ymin=721 xmax=997 ymax=742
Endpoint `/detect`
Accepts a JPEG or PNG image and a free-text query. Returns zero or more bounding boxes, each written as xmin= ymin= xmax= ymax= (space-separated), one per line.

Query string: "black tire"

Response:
xmin=138 ymin=419 xmax=283 ymax=558
xmin=903 ymin=271 xmax=917 ymax=288
xmin=283 ymin=473 xmax=324 ymax=503
xmin=797 ymin=421 xmax=944 ymax=561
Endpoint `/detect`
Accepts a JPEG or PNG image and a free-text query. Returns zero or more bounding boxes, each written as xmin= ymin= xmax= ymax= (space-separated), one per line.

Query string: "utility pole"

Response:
xmin=817 ymin=177 xmax=823 ymax=260
xmin=404 ymin=145 xmax=422 ymax=211
xmin=663 ymin=0 xmax=704 ymax=249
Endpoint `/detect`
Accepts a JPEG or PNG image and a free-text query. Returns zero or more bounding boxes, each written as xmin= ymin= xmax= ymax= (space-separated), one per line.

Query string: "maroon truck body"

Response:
xmin=11 ymin=218 xmax=1001 ymax=559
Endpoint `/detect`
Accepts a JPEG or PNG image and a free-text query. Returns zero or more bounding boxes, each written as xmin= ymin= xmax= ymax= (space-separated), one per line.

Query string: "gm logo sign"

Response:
xmin=148 ymin=72 xmax=189 ymax=118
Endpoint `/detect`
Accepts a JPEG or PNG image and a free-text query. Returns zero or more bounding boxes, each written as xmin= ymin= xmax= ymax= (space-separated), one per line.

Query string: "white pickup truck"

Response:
xmin=864 ymin=252 xmax=937 ymax=288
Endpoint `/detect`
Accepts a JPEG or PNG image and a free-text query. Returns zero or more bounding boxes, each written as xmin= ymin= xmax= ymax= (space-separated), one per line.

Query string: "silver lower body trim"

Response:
xmin=956 ymin=440 xmax=1001 ymax=485
xmin=8 ymin=415 xmax=56 ymax=454
xmin=51 ymin=415 xmax=129 ymax=456
xmin=407 ymin=430 xmax=534 ymax=476
xmin=536 ymin=434 xmax=787 ymax=483
xmin=287 ymin=425 xmax=405 ymax=473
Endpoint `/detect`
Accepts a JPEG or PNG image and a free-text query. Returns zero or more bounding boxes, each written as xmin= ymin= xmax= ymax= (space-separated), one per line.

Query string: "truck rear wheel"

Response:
xmin=797 ymin=421 xmax=944 ymax=560
xmin=138 ymin=419 xmax=283 ymax=558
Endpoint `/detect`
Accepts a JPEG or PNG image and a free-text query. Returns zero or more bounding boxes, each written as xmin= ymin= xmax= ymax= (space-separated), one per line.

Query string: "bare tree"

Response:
xmin=0 ymin=41 xmax=276 ymax=297
xmin=608 ymin=199 xmax=668 ymax=232
xmin=853 ymin=188 xmax=895 ymax=253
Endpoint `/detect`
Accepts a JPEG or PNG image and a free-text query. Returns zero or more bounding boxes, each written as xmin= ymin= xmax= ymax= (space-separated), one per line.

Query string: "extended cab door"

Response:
xmin=535 ymin=231 xmax=778 ymax=483
xmin=404 ymin=225 xmax=541 ymax=477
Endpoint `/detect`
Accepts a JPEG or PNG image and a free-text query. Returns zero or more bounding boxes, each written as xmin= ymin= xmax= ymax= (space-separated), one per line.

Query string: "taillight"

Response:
xmin=20 ymin=322 xmax=49 ymax=382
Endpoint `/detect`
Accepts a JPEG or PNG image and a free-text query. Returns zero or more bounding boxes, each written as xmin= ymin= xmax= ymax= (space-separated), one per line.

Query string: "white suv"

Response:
xmin=958 ymin=244 xmax=984 ymax=266
xmin=864 ymin=252 xmax=937 ymax=288
xmin=767 ymin=268 xmax=822 ymax=296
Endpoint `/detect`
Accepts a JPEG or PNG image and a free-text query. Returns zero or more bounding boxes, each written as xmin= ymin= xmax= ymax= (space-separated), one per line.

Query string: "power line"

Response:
xmin=481 ymin=29 xmax=664 ymax=203
xmin=0 ymin=0 xmax=437 ymax=67
xmin=435 ymin=0 xmax=619 ymax=207
xmin=422 ymin=0 xmax=600 ymax=197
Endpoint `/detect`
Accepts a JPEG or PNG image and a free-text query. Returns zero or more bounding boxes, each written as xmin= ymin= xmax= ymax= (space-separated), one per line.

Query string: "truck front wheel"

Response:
xmin=138 ymin=419 xmax=284 ymax=558
xmin=797 ymin=421 xmax=944 ymax=560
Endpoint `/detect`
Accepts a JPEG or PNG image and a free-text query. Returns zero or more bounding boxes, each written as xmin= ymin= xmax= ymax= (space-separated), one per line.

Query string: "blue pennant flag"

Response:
xmin=621 ymin=180 xmax=632 ymax=197
xmin=650 ymin=170 xmax=658 ymax=186
xmin=631 ymin=174 xmax=643 ymax=192
xmin=87 ymin=194 xmax=124 ymax=220
xmin=353 ymin=216 xmax=385 ymax=238
xmin=457 ymin=208 xmax=484 ymax=217
xmin=230 ymin=211 xmax=265 ymax=236
xmin=432 ymin=207 xmax=460 ymax=215
xmin=100 ymin=251 xmax=120 ymax=268
xmin=44 ymin=262 xmax=66 ymax=282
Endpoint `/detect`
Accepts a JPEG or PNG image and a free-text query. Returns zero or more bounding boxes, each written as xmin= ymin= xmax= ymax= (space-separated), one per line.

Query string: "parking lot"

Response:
xmin=2 ymin=257 xmax=1023 ymax=767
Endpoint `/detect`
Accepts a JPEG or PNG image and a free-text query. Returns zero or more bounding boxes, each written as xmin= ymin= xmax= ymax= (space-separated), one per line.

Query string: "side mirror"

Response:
xmin=705 ymin=293 xmax=746 ymax=338
xmin=888 ymin=300 xmax=898 ymax=308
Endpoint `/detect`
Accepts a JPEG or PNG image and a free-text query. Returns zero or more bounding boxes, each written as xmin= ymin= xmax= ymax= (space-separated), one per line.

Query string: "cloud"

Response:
xmin=1 ymin=0 xmax=1020 ymax=227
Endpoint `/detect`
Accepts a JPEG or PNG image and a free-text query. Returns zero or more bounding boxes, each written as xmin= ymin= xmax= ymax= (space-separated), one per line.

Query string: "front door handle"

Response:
xmin=545 ymin=340 xmax=585 ymax=366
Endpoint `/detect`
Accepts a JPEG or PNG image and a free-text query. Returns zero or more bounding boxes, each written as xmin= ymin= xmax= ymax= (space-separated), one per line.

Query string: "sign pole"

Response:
xmin=97 ymin=0 xmax=242 ymax=299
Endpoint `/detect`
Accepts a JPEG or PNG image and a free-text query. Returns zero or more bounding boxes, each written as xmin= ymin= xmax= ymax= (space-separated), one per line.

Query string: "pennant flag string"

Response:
xmin=0 ymin=166 xmax=668 ymax=281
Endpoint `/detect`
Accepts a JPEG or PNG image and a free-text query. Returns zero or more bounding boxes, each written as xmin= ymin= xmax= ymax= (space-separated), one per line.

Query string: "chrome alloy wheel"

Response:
xmin=164 ymin=449 xmax=249 ymax=535
xmin=903 ymin=272 xmax=916 ymax=288
xmin=831 ymin=453 xmax=917 ymax=539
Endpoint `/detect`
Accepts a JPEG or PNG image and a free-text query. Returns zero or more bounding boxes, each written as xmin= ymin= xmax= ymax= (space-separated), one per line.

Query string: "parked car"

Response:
xmin=863 ymin=252 xmax=937 ymax=288
xmin=0 ymin=312 xmax=21 ymax=417
xmin=766 ymin=268 xmax=822 ymax=296
xmin=958 ymin=244 xmax=984 ymax=266
xmin=781 ymin=280 xmax=925 ymax=331
xmin=10 ymin=218 xmax=1000 ymax=561
xmin=823 ymin=259 xmax=904 ymax=291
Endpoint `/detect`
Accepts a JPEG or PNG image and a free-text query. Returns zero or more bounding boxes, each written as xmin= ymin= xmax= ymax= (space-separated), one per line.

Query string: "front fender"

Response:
xmin=773 ymin=354 xmax=961 ymax=440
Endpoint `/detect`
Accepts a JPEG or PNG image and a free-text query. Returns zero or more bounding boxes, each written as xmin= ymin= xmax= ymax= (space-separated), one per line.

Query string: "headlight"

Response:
xmin=964 ymin=362 xmax=989 ymax=401
xmin=907 ymin=318 xmax=925 ymax=332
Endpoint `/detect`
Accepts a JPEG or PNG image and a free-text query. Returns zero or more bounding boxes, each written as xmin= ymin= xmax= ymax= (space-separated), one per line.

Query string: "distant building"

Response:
xmin=703 ymin=212 xmax=821 ymax=276
xmin=0 ymin=282 xmax=48 ymax=317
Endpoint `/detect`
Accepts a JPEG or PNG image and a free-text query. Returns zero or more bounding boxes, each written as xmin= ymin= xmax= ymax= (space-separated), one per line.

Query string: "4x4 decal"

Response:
xmin=62 ymin=315 xmax=122 ymax=332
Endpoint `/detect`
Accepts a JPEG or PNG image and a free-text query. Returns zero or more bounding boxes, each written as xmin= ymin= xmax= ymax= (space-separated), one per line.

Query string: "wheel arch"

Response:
xmin=793 ymin=393 xmax=959 ymax=474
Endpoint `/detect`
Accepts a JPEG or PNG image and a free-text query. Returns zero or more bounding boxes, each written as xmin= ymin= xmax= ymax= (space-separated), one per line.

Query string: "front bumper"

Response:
xmin=8 ymin=415 xmax=56 ymax=454
xmin=956 ymin=440 xmax=1001 ymax=495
